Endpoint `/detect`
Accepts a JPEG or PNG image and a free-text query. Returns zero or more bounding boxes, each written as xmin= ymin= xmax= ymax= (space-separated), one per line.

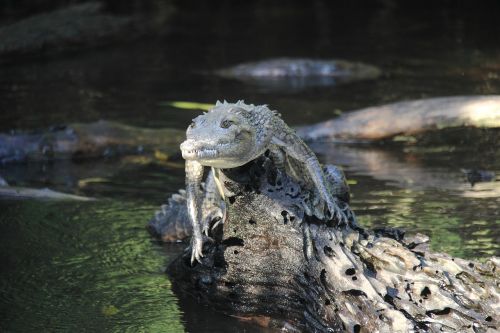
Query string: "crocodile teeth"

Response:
xmin=197 ymin=149 xmax=218 ymax=158
xmin=181 ymin=139 xmax=221 ymax=159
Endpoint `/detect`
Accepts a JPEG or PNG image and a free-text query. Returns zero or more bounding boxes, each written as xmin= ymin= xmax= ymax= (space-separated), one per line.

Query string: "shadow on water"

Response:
xmin=0 ymin=200 xmax=185 ymax=332
xmin=0 ymin=0 xmax=500 ymax=332
xmin=0 ymin=200 xmax=275 ymax=332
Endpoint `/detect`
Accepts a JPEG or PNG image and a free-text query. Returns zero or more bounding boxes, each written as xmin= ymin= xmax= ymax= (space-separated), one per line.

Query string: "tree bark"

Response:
xmin=166 ymin=157 xmax=499 ymax=333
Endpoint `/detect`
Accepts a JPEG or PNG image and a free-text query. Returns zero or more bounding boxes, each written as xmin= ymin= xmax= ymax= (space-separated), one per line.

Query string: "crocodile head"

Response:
xmin=180 ymin=101 xmax=259 ymax=168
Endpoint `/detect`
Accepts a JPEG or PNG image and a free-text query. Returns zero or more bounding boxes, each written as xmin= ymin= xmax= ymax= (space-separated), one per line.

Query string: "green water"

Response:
xmin=0 ymin=200 xmax=269 ymax=332
xmin=0 ymin=1 xmax=499 ymax=332
xmin=0 ymin=201 xmax=182 ymax=332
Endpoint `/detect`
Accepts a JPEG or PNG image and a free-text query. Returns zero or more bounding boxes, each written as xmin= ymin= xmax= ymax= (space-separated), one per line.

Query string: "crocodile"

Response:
xmin=215 ymin=58 xmax=381 ymax=90
xmin=150 ymin=101 xmax=350 ymax=263
xmin=148 ymin=162 xmax=351 ymax=243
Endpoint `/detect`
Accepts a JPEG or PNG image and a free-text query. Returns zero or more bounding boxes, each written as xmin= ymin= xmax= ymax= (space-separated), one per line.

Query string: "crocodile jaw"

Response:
xmin=181 ymin=146 xmax=219 ymax=160
xmin=180 ymin=140 xmax=246 ymax=168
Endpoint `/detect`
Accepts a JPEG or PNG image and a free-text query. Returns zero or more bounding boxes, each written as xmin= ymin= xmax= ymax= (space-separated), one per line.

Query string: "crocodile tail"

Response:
xmin=147 ymin=189 xmax=192 ymax=242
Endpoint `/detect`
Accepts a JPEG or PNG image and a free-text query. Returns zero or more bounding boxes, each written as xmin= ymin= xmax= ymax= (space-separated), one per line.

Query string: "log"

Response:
xmin=166 ymin=156 xmax=499 ymax=332
xmin=0 ymin=120 xmax=184 ymax=164
xmin=297 ymin=96 xmax=500 ymax=142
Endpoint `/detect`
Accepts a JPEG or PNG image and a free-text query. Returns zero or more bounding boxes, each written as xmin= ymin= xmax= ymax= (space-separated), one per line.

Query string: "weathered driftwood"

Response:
xmin=297 ymin=96 xmax=500 ymax=142
xmin=166 ymin=157 xmax=499 ymax=333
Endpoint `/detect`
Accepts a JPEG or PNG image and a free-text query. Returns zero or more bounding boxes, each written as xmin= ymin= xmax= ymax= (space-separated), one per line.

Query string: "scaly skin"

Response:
xmin=180 ymin=101 xmax=348 ymax=264
xmin=148 ymin=164 xmax=351 ymax=244
xmin=148 ymin=169 xmax=224 ymax=243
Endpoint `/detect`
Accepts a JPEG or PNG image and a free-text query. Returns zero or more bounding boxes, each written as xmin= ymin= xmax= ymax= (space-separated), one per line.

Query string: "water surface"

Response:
xmin=0 ymin=1 xmax=499 ymax=332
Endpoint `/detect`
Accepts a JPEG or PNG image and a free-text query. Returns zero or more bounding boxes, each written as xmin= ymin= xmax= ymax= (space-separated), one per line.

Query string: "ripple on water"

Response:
xmin=0 ymin=200 xmax=185 ymax=332
xmin=351 ymin=183 xmax=500 ymax=259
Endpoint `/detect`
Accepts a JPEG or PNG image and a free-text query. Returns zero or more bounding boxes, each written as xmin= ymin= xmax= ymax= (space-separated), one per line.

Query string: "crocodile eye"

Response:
xmin=220 ymin=119 xmax=233 ymax=128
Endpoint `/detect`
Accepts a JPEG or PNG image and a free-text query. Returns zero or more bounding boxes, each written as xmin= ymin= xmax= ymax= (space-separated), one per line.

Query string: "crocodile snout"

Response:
xmin=180 ymin=140 xmax=196 ymax=159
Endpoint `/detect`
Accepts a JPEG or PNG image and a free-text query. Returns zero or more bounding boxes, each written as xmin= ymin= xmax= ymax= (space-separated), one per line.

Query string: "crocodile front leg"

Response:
xmin=272 ymin=133 xmax=348 ymax=224
xmin=186 ymin=159 xmax=205 ymax=264
xmin=200 ymin=168 xmax=224 ymax=236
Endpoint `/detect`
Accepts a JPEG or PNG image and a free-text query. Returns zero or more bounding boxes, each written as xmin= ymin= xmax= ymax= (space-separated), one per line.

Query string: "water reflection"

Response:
xmin=1 ymin=0 xmax=500 ymax=331
xmin=0 ymin=201 xmax=186 ymax=332
xmin=311 ymin=142 xmax=500 ymax=197
xmin=0 ymin=199 xmax=282 ymax=332
xmin=311 ymin=142 xmax=499 ymax=258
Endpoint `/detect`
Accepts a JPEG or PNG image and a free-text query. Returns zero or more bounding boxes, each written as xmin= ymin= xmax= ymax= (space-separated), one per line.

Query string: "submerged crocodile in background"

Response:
xmin=215 ymin=58 xmax=382 ymax=90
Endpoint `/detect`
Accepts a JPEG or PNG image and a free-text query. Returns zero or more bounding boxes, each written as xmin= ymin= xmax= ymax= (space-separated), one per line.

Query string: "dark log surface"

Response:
xmin=166 ymin=157 xmax=499 ymax=333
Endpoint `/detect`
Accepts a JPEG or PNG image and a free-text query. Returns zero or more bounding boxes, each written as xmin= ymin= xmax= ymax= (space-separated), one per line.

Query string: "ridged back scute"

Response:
xmin=212 ymin=100 xmax=281 ymax=123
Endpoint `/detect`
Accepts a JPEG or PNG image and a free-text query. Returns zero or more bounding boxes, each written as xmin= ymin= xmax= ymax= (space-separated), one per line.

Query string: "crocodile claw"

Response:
xmin=190 ymin=233 xmax=204 ymax=265
xmin=325 ymin=197 xmax=348 ymax=225
xmin=201 ymin=208 xmax=224 ymax=236
xmin=190 ymin=234 xmax=215 ymax=265
xmin=201 ymin=221 xmax=210 ymax=236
